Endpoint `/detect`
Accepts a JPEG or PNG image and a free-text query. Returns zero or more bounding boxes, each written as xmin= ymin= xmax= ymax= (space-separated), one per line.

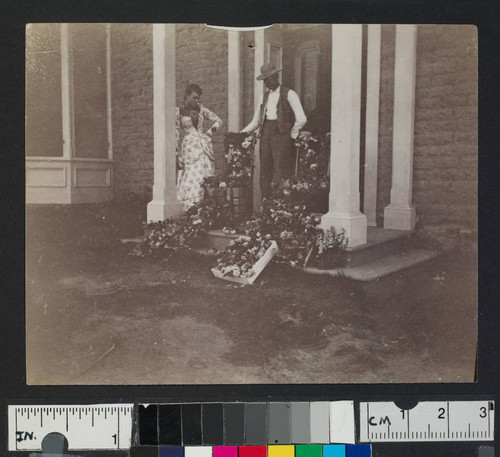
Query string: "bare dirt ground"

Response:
xmin=25 ymin=241 xmax=477 ymax=385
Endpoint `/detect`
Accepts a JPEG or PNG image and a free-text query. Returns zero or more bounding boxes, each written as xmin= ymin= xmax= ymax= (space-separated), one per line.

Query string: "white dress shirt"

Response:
xmin=242 ymin=85 xmax=307 ymax=139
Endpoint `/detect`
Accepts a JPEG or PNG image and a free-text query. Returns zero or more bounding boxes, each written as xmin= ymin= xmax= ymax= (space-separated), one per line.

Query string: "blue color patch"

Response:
xmin=346 ymin=444 xmax=371 ymax=457
xmin=323 ymin=444 xmax=346 ymax=457
xmin=160 ymin=446 xmax=185 ymax=457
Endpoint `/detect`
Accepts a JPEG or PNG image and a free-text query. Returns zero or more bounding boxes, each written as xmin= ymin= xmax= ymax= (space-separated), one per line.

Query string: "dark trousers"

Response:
xmin=259 ymin=120 xmax=293 ymax=199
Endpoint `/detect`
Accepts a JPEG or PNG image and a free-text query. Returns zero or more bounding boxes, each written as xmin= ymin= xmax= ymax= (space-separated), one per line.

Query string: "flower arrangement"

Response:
xmin=242 ymin=199 xmax=321 ymax=267
xmin=135 ymin=198 xmax=232 ymax=256
xmin=296 ymin=131 xmax=330 ymax=181
xmin=138 ymin=218 xmax=186 ymax=256
xmin=273 ymin=131 xmax=330 ymax=210
xmin=181 ymin=198 xmax=231 ymax=243
xmin=215 ymin=234 xmax=272 ymax=278
xmin=214 ymin=198 xmax=347 ymax=275
xmin=224 ymin=132 xmax=255 ymax=188
xmin=311 ymin=226 xmax=348 ymax=269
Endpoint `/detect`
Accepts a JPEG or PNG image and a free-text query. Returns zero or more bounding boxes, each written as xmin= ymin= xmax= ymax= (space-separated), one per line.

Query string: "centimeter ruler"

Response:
xmin=360 ymin=401 xmax=495 ymax=443
xmin=8 ymin=404 xmax=134 ymax=451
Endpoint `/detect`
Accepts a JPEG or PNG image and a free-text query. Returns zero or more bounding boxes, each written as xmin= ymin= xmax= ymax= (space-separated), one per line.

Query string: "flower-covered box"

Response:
xmin=212 ymin=238 xmax=279 ymax=285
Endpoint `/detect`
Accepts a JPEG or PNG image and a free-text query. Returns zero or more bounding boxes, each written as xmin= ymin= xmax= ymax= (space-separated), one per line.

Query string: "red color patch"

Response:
xmin=239 ymin=446 xmax=267 ymax=457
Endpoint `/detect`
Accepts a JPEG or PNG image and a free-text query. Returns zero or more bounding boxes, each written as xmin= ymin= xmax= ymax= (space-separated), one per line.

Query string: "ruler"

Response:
xmin=360 ymin=401 xmax=495 ymax=442
xmin=8 ymin=404 xmax=134 ymax=451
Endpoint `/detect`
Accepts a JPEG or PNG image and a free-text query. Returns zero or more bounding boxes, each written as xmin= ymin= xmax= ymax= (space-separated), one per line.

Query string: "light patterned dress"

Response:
xmin=176 ymin=105 xmax=223 ymax=209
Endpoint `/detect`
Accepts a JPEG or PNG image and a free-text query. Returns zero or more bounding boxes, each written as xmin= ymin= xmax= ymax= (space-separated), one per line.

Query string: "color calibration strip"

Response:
xmin=138 ymin=402 xmax=355 ymax=447
xmin=130 ymin=445 xmax=371 ymax=457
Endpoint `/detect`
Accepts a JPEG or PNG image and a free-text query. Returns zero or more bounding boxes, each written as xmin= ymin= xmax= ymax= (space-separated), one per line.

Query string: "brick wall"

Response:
xmin=176 ymin=24 xmax=228 ymax=175
xmin=413 ymin=25 xmax=478 ymax=229
xmin=111 ymin=24 xmax=229 ymax=198
xmin=376 ymin=25 xmax=477 ymax=230
xmin=110 ymin=24 xmax=154 ymax=198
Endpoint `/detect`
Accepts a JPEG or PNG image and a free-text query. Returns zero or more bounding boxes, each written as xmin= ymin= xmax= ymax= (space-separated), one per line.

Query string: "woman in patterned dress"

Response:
xmin=176 ymin=84 xmax=223 ymax=209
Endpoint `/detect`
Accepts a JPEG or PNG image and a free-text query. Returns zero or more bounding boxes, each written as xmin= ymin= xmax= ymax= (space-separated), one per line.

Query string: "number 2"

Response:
xmin=438 ymin=408 xmax=446 ymax=419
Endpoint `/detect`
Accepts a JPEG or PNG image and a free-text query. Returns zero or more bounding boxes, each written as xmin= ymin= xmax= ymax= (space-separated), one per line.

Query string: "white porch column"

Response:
xmin=363 ymin=24 xmax=382 ymax=227
xmin=147 ymin=24 xmax=184 ymax=222
xmin=228 ymin=31 xmax=241 ymax=132
xmin=252 ymin=29 xmax=265 ymax=212
xmin=321 ymin=24 xmax=367 ymax=248
xmin=383 ymin=25 xmax=417 ymax=230
xmin=61 ymin=24 xmax=74 ymax=160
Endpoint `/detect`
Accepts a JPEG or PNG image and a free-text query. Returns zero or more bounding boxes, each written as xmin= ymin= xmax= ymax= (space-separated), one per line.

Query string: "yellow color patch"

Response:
xmin=268 ymin=445 xmax=295 ymax=457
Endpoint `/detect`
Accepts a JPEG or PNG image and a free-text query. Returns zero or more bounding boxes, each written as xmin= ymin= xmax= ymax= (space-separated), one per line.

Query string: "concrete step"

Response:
xmin=141 ymin=226 xmax=439 ymax=282
xmin=304 ymin=247 xmax=440 ymax=282
xmin=344 ymin=227 xmax=422 ymax=267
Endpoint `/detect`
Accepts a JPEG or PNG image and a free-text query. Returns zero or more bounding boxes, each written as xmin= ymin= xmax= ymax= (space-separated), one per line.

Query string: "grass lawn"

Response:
xmin=26 ymin=219 xmax=477 ymax=384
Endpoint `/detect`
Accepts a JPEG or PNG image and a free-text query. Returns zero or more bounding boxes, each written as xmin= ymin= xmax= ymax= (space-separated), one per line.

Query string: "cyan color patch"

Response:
xmin=323 ymin=444 xmax=346 ymax=457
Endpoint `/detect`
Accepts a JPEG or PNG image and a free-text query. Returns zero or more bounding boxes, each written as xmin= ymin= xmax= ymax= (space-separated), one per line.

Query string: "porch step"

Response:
xmin=304 ymin=247 xmax=440 ymax=282
xmin=344 ymin=227 xmax=421 ymax=268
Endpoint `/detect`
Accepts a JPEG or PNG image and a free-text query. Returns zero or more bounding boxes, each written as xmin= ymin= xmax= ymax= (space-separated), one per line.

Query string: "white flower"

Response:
xmin=242 ymin=141 xmax=251 ymax=149
xmin=219 ymin=182 xmax=227 ymax=189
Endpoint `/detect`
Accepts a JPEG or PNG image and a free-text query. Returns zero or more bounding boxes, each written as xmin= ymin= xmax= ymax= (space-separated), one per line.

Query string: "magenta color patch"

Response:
xmin=214 ymin=446 xmax=238 ymax=457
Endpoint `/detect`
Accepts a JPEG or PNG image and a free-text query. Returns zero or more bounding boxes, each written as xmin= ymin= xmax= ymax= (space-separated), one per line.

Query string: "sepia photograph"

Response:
xmin=25 ymin=23 xmax=478 ymax=385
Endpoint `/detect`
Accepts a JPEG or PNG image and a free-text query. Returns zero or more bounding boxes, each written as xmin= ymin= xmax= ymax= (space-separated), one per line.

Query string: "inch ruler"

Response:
xmin=8 ymin=404 xmax=134 ymax=451
xmin=360 ymin=401 xmax=495 ymax=442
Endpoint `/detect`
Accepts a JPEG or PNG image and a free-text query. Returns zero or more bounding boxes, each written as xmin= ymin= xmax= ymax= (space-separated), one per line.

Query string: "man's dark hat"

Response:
xmin=256 ymin=62 xmax=282 ymax=80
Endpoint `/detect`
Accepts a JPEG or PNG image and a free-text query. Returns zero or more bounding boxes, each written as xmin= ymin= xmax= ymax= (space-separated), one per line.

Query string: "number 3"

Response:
xmin=480 ymin=407 xmax=487 ymax=418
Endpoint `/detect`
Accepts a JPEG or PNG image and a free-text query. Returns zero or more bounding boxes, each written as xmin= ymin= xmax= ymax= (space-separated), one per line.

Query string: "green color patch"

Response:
xmin=296 ymin=444 xmax=323 ymax=457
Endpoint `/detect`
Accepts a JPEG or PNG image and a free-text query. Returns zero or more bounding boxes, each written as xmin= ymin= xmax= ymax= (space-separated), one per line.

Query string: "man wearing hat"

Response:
xmin=241 ymin=62 xmax=307 ymax=199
